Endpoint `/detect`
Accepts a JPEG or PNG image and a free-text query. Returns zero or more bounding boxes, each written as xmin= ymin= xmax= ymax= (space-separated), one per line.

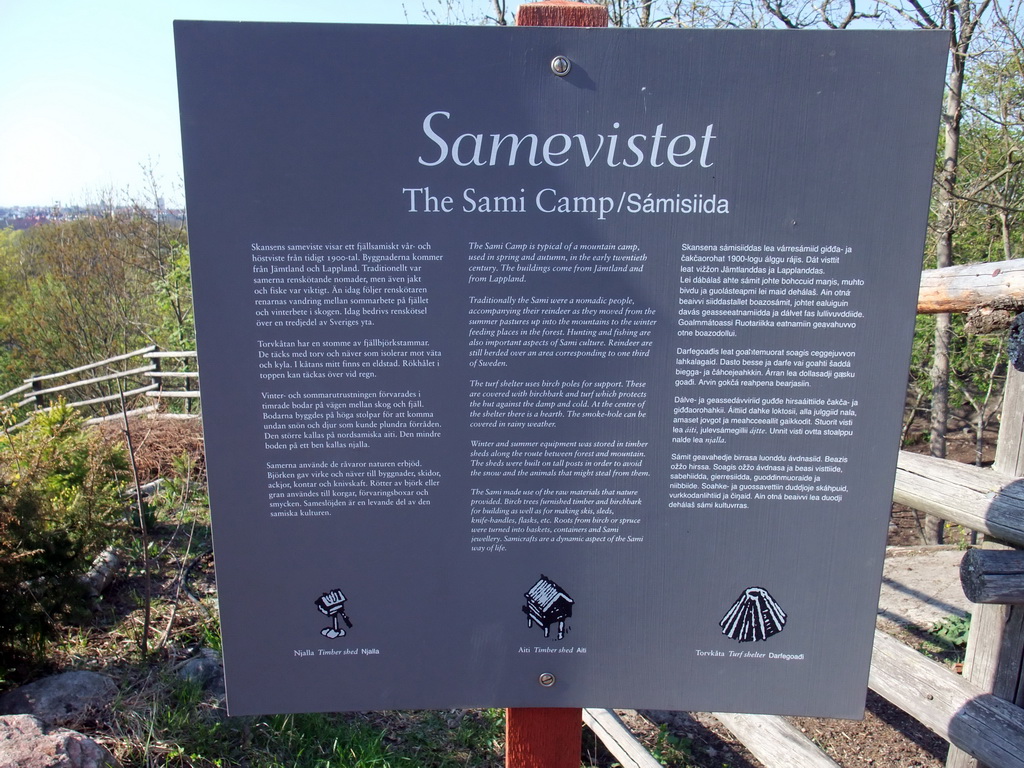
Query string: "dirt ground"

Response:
xmin=637 ymin=694 xmax=950 ymax=768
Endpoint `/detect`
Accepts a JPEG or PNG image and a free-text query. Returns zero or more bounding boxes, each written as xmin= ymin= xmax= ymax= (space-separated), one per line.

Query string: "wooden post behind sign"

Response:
xmin=517 ymin=0 xmax=610 ymax=26
xmin=506 ymin=4 xmax=608 ymax=768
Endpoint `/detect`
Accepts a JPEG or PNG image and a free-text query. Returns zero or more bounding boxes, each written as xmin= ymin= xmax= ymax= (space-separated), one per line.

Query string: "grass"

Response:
xmin=927 ymin=614 xmax=971 ymax=658
xmin=890 ymin=612 xmax=973 ymax=669
xmin=109 ymin=675 xmax=509 ymax=768
xmin=47 ymin=483 xmax=514 ymax=767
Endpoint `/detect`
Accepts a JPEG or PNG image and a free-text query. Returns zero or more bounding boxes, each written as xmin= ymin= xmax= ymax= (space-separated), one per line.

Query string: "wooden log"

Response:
xmin=17 ymin=382 xmax=160 ymax=412
xmin=0 ymin=382 xmax=32 ymax=402
xmin=918 ymin=258 xmax=1024 ymax=314
xmin=972 ymin=597 xmax=1024 ymax=705
xmin=144 ymin=350 xmax=198 ymax=359
xmin=25 ymin=345 xmax=157 ymax=383
xmin=138 ymin=412 xmax=201 ymax=421
xmin=996 ymin=366 xmax=1024 ymax=474
xmin=26 ymin=363 xmax=157 ymax=400
xmin=150 ymin=352 xmax=162 ymax=396
xmin=950 ymin=545 xmax=1024 ymax=768
xmin=79 ymin=548 xmax=122 ymax=598
xmin=61 ymin=383 xmax=159 ymax=409
xmin=893 ymin=451 xmax=1024 ymax=548
xmin=83 ymin=405 xmax=160 ymax=424
xmin=30 ymin=378 xmax=46 ymax=408
xmin=14 ymin=389 xmax=159 ymax=428
xmin=148 ymin=371 xmax=200 ymax=379
xmin=582 ymin=709 xmax=662 ymax=768
xmin=146 ymin=390 xmax=202 ymax=399
xmin=961 ymin=549 xmax=1024 ymax=605
xmin=712 ymin=712 xmax=840 ymax=768
xmin=869 ymin=629 xmax=1024 ymax=768
xmin=948 ymin=367 xmax=1024 ymax=768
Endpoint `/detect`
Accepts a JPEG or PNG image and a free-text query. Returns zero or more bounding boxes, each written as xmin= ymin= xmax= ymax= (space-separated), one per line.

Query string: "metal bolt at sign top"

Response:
xmin=539 ymin=672 xmax=556 ymax=687
xmin=551 ymin=56 xmax=571 ymax=77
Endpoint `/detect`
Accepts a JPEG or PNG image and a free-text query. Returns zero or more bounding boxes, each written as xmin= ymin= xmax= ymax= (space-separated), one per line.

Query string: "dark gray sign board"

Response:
xmin=175 ymin=22 xmax=947 ymax=717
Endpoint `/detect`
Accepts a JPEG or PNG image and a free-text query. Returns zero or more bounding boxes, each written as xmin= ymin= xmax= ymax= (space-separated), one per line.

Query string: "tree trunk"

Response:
xmin=926 ymin=32 xmax=969 ymax=544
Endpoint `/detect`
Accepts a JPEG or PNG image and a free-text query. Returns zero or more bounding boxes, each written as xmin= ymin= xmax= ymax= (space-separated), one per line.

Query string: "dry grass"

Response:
xmin=95 ymin=415 xmax=204 ymax=484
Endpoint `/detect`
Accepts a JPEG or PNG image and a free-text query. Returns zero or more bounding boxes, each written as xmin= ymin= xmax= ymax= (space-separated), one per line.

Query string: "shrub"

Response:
xmin=0 ymin=402 xmax=126 ymax=667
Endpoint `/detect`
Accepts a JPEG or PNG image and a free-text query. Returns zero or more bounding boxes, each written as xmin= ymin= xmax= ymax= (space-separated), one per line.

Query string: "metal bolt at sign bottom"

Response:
xmin=551 ymin=56 xmax=571 ymax=76
xmin=539 ymin=672 xmax=556 ymax=687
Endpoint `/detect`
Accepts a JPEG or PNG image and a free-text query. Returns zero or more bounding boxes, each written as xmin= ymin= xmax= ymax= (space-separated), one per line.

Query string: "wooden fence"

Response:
xmin=0 ymin=345 xmax=199 ymax=427
xmin=3 ymin=260 xmax=1024 ymax=767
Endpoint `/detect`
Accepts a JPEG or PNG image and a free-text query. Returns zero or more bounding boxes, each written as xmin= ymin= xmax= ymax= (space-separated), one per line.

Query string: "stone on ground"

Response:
xmin=0 ymin=714 xmax=119 ymax=768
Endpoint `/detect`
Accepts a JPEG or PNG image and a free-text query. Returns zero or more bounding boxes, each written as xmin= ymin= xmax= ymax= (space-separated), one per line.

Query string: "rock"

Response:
xmin=0 ymin=714 xmax=119 ymax=768
xmin=79 ymin=549 xmax=122 ymax=599
xmin=175 ymin=648 xmax=223 ymax=690
xmin=0 ymin=671 xmax=117 ymax=727
xmin=175 ymin=648 xmax=226 ymax=707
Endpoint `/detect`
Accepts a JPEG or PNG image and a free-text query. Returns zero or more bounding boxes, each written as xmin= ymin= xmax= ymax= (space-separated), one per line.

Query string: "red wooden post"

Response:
xmin=506 ymin=4 xmax=608 ymax=767
xmin=517 ymin=0 xmax=610 ymax=27
xmin=506 ymin=707 xmax=583 ymax=768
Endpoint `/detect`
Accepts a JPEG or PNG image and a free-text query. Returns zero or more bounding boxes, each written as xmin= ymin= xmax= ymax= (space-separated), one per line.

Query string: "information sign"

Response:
xmin=175 ymin=22 xmax=947 ymax=717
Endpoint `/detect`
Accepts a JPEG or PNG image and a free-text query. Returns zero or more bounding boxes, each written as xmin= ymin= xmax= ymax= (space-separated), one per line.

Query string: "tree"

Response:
xmin=922 ymin=0 xmax=992 ymax=519
xmin=0 ymin=199 xmax=191 ymax=410
xmin=0 ymin=228 xmax=25 ymax=393
xmin=0 ymin=403 xmax=127 ymax=667
xmin=960 ymin=12 xmax=1024 ymax=263
xmin=418 ymin=0 xmax=512 ymax=24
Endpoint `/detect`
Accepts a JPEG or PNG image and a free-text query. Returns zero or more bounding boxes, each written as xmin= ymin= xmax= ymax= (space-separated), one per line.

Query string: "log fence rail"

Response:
xmin=0 ymin=345 xmax=199 ymax=427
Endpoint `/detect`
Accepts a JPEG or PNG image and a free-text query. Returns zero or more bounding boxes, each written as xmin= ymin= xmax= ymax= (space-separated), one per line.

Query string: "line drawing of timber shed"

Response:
xmin=315 ymin=589 xmax=352 ymax=639
xmin=523 ymin=574 xmax=574 ymax=640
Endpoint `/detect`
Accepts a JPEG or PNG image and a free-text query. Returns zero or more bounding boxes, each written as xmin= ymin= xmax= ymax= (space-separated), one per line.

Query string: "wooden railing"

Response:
xmin=0 ymin=346 xmax=199 ymax=427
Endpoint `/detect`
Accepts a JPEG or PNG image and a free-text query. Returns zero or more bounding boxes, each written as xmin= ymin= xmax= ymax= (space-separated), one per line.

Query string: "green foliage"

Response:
xmin=0 ymin=228 xmax=26 ymax=393
xmin=384 ymin=709 xmax=505 ymax=766
xmin=917 ymin=613 xmax=973 ymax=666
xmin=649 ymin=723 xmax=694 ymax=766
xmin=0 ymin=402 xmax=126 ymax=666
xmin=122 ymin=691 xmax=507 ymax=768
xmin=911 ymin=316 xmax=1007 ymax=424
xmin=960 ymin=50 xmax=1024 ymax=263
xmin=0 ymin=206 xmax=190 ymax=389
xmin=253 ymin=713 xmax=397 ymax=768
xmin=907 ymin=314 xmax=936 ymax=409
xmin=153 ymin=240 xmax=195 ymax=353
xmin=930 ymin=614 xmax=972 ymax=650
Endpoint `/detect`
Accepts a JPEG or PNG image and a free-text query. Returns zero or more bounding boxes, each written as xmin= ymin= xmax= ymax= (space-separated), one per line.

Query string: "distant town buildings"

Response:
xmin=0 ymin=205 xmax=185 ymax=230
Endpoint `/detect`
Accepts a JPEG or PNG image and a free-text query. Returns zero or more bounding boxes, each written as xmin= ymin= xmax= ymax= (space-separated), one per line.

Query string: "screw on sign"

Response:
xmin=503 ymin=7 xmax=608 ymax=768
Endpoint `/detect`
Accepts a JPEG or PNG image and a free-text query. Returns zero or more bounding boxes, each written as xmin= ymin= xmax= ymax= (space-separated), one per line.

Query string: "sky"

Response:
xmin=0 ymin=1 xmax=454 ymax=208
